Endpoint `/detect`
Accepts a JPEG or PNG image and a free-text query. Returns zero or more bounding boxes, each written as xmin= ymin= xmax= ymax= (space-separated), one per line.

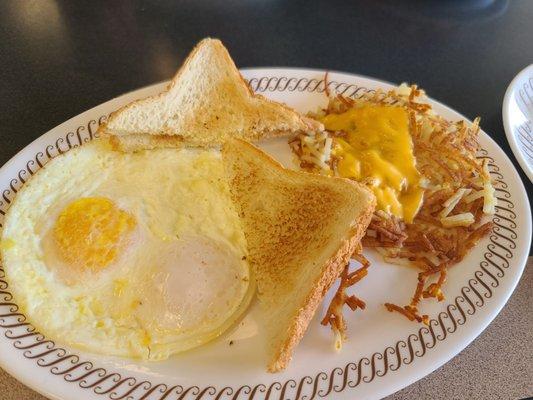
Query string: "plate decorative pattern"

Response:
xmin=515 ymin=75 xmax=533 ymax=163
xmin=503 ymin=64 xmax=533 ymax=181
xmin=0 ymin=73 xmax=528 ymax=400
xmin=516 ymin=121 xmax=532 ymax=162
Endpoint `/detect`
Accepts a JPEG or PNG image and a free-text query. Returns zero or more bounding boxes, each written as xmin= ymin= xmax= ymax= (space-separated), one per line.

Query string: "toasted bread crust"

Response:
xmin=268 ymin=212 xmax=372 ymax=372
xmin=108 ymin=134 xmax=185 ymax=152
xmin=99 ymin=39 xmax=316 ymax=150
xmin=222 ymin=139 xmax=375 ymax=372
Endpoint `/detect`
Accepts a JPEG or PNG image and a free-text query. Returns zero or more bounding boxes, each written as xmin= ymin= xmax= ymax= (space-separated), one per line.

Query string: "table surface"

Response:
xmin=0 ymin=1 xmax=532 ymax=399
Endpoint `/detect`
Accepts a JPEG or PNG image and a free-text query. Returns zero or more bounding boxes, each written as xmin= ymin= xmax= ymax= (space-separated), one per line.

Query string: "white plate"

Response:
xmin=0 ymin=69 xmax=531 ymax=400
xmin=503 ymin=64 xmax=533 ymax=182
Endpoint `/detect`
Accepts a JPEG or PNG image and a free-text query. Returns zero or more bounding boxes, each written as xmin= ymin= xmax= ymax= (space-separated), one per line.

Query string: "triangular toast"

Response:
xmin=222 ymin=139 xmax=375 ymax=372
xmin=98 ymin=38 xmax=316 ymax=151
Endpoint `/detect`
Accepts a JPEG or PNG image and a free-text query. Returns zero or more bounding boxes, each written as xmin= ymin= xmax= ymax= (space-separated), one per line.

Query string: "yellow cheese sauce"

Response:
xmin=320 ymin=105 xmax=424 ymax=223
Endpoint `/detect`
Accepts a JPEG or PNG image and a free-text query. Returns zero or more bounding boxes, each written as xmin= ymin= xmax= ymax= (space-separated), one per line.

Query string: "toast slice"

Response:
xmin=99 ymin=38 xmax=317 ymax=151
xmin=222 ymin=139 xmax=375 ymax=372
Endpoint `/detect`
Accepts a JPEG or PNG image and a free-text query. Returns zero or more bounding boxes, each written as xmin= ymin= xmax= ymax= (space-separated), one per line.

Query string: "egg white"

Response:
xmin=0 ymin=139 xmax=253 ymax=360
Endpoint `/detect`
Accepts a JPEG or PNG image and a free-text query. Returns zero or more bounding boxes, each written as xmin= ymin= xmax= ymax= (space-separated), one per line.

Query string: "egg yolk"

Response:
xmin=53 ymin=197 xmax=136 ymax=271
xmin=321 ymin=105 xmax=424 ymax=223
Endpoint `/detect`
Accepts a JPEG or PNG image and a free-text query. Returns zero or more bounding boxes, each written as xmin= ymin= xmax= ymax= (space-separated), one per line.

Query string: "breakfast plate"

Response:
xmin=503 ymin=63 xmax=533 ymax=182
xmin=0 ymin=68 xmax=530 ymax=400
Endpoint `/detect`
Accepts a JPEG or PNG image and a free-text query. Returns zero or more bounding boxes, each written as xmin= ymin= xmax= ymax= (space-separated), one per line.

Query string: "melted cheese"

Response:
xmin=321 ymin=105 xmax=424 ymax=223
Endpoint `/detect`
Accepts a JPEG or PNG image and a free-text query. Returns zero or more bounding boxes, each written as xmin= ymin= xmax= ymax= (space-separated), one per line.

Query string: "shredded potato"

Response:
xmin=321 ymin=247 xmax=369 ymax=350
xmin=291 ymin=80 xmax=495 ymax=333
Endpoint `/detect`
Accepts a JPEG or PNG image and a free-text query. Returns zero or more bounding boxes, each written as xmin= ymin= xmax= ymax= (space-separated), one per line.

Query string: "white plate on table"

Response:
xmin=0 ymin=68 xmax=531 ymax=400
xmin=503 ymin=64 xmax=533 ymax=182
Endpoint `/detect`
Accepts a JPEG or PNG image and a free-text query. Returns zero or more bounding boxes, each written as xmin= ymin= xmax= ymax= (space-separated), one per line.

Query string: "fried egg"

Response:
xmin=0 ymin=139 xmax=253 ymax=360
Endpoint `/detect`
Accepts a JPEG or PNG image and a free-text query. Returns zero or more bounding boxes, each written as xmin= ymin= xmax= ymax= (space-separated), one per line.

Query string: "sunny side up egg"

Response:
xmin=0 ymin=139 xmax=253 ymax=360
